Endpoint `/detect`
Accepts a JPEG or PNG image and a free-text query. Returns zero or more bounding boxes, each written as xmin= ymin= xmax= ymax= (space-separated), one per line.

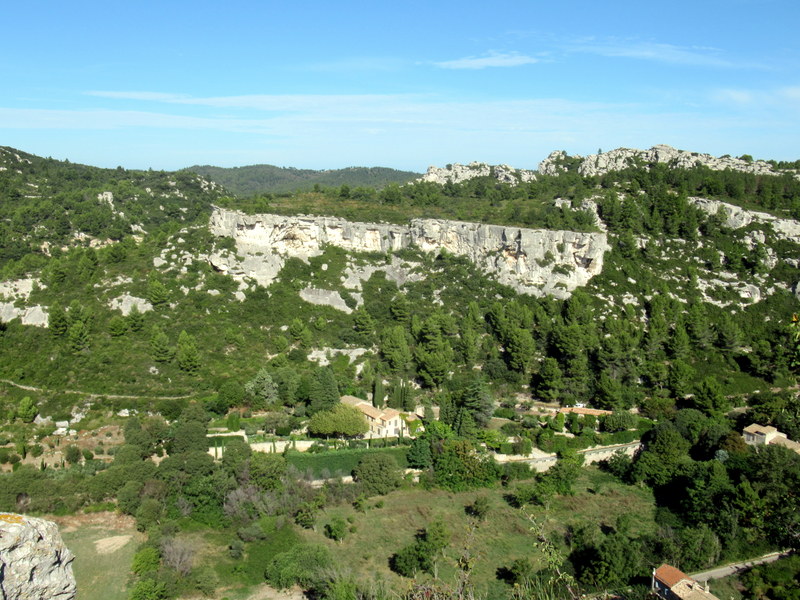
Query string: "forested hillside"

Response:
xmin=187 ymin=163 xmax=419 ymax=196
xmin=1 ymin=145 xmax=799 ymax=600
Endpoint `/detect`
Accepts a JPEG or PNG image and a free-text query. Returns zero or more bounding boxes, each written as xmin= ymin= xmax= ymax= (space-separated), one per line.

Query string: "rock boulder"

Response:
xmin=0 ymin=513 xmax=76 ymax=600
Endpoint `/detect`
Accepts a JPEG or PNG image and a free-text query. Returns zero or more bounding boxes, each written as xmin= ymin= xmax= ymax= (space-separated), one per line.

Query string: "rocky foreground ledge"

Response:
xmin=0 ymin=513 xmax=76 ymax=600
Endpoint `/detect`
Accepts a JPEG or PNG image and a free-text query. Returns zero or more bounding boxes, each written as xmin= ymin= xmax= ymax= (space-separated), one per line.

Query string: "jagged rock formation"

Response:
xmin=208 ymin=209 xmax=608 ymax=299
xmin=539 ymin=144 xmax=791 ymax=178
xmin=418 ymin=162 xmax=537 ymax=186
xmin=690 ymin=197 xmax=800 ymax=241
xmin=0 ymin=513 xmax=76 ymax=600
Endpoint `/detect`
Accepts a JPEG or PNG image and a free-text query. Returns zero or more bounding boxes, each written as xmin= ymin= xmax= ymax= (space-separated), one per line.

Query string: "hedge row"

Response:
xmin=284 ymin=447 xmax=409 ymax=479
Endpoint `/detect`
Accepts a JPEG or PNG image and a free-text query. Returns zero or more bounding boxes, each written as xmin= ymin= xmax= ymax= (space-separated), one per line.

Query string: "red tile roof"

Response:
xmin=654 ymin=564 xmax=691 ymax=588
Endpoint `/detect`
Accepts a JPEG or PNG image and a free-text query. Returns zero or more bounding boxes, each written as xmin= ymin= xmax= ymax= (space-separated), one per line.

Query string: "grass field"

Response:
xmin=288 ymin=466 xmax=657 ymax=600
xmin=55 ymin=512 xmax=141 ymax=600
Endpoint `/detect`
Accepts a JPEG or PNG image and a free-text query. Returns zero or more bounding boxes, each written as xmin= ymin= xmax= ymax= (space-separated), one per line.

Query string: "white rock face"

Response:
xmin=690 ymin=197 xmax=800 ymax=242
xmin=0 ymin=513 xmax=76 ymax=600
xmin=539 ymin=144 xmax=793 ymax=179
xmin=108 ymin=294 xmax=153 ymax=316
xmin=299 ymin=288 xmax=353 ymax=313
xmin=0 ymin=303 xmax=49 ymax=327
xmin=419 ymin=162 xmax=537 ymax=186
xmin=0 ymin=276 xmax=49 ymax=327
xmin=209 ymin=209 xmax=608 ymax=299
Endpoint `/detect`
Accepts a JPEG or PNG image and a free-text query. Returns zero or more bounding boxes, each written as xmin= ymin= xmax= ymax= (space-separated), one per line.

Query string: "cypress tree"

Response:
xmin=372 ymin=378 xmax=385 ymax=408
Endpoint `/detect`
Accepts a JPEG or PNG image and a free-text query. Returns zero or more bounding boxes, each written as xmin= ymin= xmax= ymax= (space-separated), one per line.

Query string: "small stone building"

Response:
xmin=651 ymin=564 xmax=719 ymax=600
xmin=743 ymin=423 xmax=800 ymax=454
xmin=340 ymin=395 xmax=419 ymax=438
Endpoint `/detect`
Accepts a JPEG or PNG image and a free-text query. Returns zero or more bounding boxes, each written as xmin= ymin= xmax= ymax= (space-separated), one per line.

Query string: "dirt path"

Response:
xmin=690 ymin=550 xmax=791 ymax=582
xmin=0 ymin=378 xmax=194 ymax=400
xmin=94 ymin=534 xmax=132 ymax=554
xmin=241 ymin=585 xmax=306 ymax=600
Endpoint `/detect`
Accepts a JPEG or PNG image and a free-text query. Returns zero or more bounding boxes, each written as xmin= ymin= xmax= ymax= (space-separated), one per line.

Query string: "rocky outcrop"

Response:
xmin=0 ymin=278 xmax=49 ymax=327
xmin=690 ymin=197 xmax=800 ymax=242
xmin=539 ymin=144 xmax=792 ymax=178
xmin=108 ymin=293 xmax=153 ymax=316
xmin=418 ymin=162 xmax=536 ymax=186
xmin=299 ymin=288 xmax=353 ymax=313
xmin=208 ymin=209 xmax=609 ymax=299
xmin=0 ymin=513 xmax=76 ymax=600
xmin=0 ymin=303 xmax=49 ymax=327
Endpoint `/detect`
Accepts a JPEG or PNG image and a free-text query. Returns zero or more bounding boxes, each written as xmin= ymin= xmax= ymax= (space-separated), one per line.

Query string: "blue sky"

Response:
xmin=2 ymin=0 xmax=799 ymax=171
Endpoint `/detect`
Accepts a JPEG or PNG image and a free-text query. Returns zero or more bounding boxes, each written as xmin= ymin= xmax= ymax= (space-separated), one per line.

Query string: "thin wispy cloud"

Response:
xmin=87 ymin=91 xmax=192 ymax=102
xmin=434 ymin=51 xmax=541 ymax=70
xmin=711 ymin=85 xmax=800 ymax=108
xmin=568 ymin=38 xmax=759 ymax=69
xmin=6 ymin=88 xmax=798 ymax=170
xmin=85 ymin=91 xmax=426 ymax=113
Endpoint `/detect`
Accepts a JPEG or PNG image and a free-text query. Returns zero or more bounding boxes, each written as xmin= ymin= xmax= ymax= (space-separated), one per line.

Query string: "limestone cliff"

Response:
xmin=539 ymin=144 xmax=794 ymax=178
xmin=208 ymin=209 xmax=608 ymax=299
xmin=689 ymin=197 xmax=800 ymax=241
xmin=418 ymin=162 xmax=537 ymax=186
xmin=0 ymin=513 xmax=76 ymax=600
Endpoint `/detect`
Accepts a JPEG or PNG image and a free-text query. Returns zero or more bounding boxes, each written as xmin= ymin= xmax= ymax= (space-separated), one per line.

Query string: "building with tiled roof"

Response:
xmin=340 ymin=396 xmax=420 ymax=438
xmin=652 ymin=564 xmax=719 ymax=600
xmin=743 ymin=423 xmax=800 ymax=455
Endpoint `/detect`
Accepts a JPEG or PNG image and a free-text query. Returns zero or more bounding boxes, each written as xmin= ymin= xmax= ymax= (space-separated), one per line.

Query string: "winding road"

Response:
xmin=690 ymin=550 xmax=792 ymax=582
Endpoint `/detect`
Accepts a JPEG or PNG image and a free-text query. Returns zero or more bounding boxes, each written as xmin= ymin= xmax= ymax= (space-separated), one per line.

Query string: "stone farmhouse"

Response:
xmin=651 ymin=564 xmax=719 ymax=600
xmin=743 ymin=423 xmax=800 ymax=454
xmin=340 ymin=395 xmax=421 ymax=438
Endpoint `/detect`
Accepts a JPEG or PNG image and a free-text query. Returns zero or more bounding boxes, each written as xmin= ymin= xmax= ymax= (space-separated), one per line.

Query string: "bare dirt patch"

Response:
xmin=242 ymin=584 xmax=306 ymax=600
xmin=94 ymin=534 xmax=132 ymax=554
xmin=50 ymin=511 xmax=135 ymax=533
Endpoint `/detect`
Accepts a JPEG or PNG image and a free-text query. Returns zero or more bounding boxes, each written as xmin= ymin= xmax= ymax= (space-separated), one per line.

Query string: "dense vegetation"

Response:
xmin=1 ymin=146 xmax=799 ymax=599
xmin=187 ymin=163 xmax=419 ymax=196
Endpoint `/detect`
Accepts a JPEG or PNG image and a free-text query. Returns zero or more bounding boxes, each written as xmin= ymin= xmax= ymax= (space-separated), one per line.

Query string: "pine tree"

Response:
xmin=67 ymin=320 xmax=89 ymax=351
xmin=49 ymin=304 xmax=69 ymax=337
xmin=536 ymin=358 xmax=564 ymax=403
xmin=127 ymin=305 xmax=145 ymax=332
xmin=245 ymin=368 xmax=278 ymax=409
xmin=150 ymin=325 xmax=173 ymax=362
xmin=308 ymin=367 xmax=340 ymax=414
xmin=108 ymin=316 xmax=128 ymax=337
xmin=147 ymin=277 xmax=169 ymax=306
xmin=381 ymin=326 xmax=412 ymax=373
xmin=390 ymin=294 xmax=411 ymax=323
xmin=176 ymin=330 xmax=201 ymax=373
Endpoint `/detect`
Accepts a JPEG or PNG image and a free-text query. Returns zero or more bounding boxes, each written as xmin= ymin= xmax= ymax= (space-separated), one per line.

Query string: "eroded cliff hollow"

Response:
xmin=0 ymin=513 xmax=76 ymax=600
xmin=208 ymin=209 xmax=608 ymax=299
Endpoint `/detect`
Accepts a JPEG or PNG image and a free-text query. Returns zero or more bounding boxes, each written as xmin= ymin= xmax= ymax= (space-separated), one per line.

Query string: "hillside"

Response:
xmin=1 ymin=144 xmax=799 ymax=401
xmin=0 ymin=146 xmax=224 ymax=267
xmin=1 ymin=143 xmax=799 ymax=600
xmin=186 ymin=163 xmax=419 ymax=196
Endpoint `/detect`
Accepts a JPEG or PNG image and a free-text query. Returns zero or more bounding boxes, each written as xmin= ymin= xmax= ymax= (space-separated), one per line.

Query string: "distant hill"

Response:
xmin=185 ymin=164 xmax=420 ymax=196
xmin=0 ymin=146 xmax=223 ymax=263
